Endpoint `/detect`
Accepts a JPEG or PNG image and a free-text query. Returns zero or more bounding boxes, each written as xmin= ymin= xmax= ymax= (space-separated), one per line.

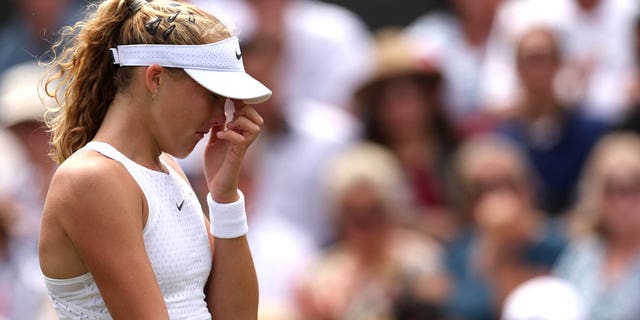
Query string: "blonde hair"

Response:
xmin=324 ymin=142 xmax=412 ymax=223
xmin=44 ymin=0 xmax=231 ymax=163
xmin=573 ymin=132 xmax=640 ymax=238
xmin=453 ymin=134 xmax=535 ymax=209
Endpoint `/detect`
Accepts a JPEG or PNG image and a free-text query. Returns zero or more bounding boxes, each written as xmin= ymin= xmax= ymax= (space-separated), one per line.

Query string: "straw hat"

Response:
xmin=0 ymin=62 xmax=53 ymax=128
xmin=355 ymin=28 xmax=442 ymax=100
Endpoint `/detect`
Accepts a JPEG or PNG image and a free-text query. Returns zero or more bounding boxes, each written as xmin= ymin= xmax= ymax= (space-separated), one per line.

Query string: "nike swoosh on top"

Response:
xmin=176 ymin=200 xmax=184 ymax=211
xmin=235 ymin=49 xmax=242 ymax=60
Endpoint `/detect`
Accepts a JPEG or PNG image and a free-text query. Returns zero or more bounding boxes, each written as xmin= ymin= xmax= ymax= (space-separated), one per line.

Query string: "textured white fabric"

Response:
xmin=44 ymin=141 xmax=213 ymax=320
xmin=111 ymin=37 xmax=244 ymax=71
xmin=207 ymin=191 xmax=248 ymax=238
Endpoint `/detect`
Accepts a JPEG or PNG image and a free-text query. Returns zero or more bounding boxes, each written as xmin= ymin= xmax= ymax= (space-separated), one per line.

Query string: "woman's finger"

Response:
xmin=227 ymin=116 xmax=261 ymax=135
xmin=235 ymin=106 xmax=264 ymax=127
xmin=216 ymin=129 xmax=247 ymax=145
xmin=207 ymin=124 xmax=226 ymax=146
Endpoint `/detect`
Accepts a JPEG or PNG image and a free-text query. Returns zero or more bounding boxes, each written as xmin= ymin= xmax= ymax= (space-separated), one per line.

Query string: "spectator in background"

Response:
xmin=448 ymin=134 xmax=566 ymax=320
xmin=354 ymin=29 xmax=458 ymax=240
xmin=296 ymin=143 xmax=449 ymax=320
xmin=0 ymin=62 xmax=55 ymax=240
xmin=407 ymin=0 xmax=503 ymax=126
xmin=0 ymin=130 xmax=51 ymax=320
xmin=0 ymin=0 xmax=82 ymax=72
xmin=481 ymin=0 xmax=638 ymax=122
xmin=497 ymin=27 xmax=607 ymax=215
xmin=554 ymin=133 xmax=640 ymax=320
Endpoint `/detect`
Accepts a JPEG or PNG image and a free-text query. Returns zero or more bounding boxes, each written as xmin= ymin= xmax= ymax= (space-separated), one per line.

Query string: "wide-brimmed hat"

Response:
xmin=110 ymin=36 xmax=272 ymax=104
xmin=0 ymin=62 xmax=52 ymax=128
xmin=354 ymin=28 xmax=442 ymax=101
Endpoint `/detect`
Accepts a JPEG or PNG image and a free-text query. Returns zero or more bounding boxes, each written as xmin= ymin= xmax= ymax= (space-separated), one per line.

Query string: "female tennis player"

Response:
xmin=38 ymin=0 xmax=271 ymax=319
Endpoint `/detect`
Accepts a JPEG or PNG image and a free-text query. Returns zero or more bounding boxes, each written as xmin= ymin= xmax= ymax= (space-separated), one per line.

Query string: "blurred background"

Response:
xmin=1 ymin=0 xmax=640 ymax=319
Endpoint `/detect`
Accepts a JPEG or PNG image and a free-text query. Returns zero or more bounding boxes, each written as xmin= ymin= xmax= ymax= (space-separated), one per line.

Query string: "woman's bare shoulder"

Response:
xmin=45 ymin=149 xmax=143 ymax=223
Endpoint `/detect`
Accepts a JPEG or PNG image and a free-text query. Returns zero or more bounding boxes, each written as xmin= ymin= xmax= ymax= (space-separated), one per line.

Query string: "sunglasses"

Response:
xmin=467 ymin=176 xmax=524 ymax=201
xmin=343 ymin=203 xmax=388 ymax=230
xmin=603 ymin=175 xmax=640 ymax=198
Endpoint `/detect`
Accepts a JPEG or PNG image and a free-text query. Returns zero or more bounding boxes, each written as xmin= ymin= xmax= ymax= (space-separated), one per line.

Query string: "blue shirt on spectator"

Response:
xmin=498 ymin=109 xmax=608 ymax=215
xmin=445 ymin=220 xmax=566 ymax=320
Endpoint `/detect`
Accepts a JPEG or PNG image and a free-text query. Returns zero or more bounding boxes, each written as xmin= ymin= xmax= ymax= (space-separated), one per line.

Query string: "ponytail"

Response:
xmin=44 ymin=0 xmax=231 ymax=163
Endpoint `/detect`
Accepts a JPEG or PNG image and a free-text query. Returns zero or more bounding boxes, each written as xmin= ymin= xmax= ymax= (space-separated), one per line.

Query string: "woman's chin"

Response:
xmin=167 ymin=145 xmax=196 ymax=159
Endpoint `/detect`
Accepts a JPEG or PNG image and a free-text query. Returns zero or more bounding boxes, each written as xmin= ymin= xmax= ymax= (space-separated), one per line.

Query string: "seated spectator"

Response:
xmin=481 ymin=0 xmax=638 ymax=122
xmin=497 ymin=27 xmax=607 ymax=215
xmin=0 ymin=62 xmax=56 ymax=240
xmin=0 ymin=188 xmax=51 ymax=319
xmin=296 ymin=143 xmax=449 ymax=320
xmin=448 ymin=134 xmax=566 ymax=320
xmin=554 ymin=132 xmax=640 ymax=320
xmin=354 ymin=29 xmax=459 ymax=240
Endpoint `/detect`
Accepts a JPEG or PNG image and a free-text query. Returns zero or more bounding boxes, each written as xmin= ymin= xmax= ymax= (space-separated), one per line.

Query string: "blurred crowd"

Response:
xmin=1 ymin=0 xmax=640 ymax=319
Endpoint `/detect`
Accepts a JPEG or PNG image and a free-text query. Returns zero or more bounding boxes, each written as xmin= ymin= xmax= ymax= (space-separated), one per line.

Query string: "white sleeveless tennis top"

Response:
xmin=43 ymin=141 xmax=213 ymax=319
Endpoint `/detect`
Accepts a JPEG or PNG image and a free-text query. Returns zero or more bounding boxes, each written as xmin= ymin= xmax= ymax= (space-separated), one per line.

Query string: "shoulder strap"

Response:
xmin=82 ymin=141 xmax=137 ymax=168
xmin=82 ymin=141 xmax=160 ymax=236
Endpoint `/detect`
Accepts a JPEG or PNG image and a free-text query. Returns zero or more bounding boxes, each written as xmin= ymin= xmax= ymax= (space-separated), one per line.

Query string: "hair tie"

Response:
xmin=128 ymin=0 xmax=145 ymax=14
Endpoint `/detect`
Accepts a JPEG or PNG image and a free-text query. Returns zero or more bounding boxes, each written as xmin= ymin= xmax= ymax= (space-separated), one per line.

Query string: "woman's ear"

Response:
xmin=145 ymin=64 xmax=164 ymax=98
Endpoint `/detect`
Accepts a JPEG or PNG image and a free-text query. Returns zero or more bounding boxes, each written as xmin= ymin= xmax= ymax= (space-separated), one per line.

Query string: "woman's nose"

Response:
xmin=209 ymin=103 xmax=226 ymax=125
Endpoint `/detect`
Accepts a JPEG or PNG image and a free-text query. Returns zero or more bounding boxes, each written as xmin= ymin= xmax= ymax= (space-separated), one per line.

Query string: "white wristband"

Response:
xmin=207 ymin=190 xmax=248 ymax=239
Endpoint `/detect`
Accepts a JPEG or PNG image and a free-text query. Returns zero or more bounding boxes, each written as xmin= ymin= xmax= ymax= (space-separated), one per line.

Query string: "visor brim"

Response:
xmin=184 ymin=69 xmax=272 ymax=104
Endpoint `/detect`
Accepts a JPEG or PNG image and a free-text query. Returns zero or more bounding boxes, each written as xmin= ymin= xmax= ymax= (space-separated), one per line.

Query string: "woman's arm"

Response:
xmin=206 ymin=233 xmax=258 ymax=319
xmin=202 ymin=102 xmax=263 ymax=319
xmin=43 ymin=155 xmax=169 ymax=319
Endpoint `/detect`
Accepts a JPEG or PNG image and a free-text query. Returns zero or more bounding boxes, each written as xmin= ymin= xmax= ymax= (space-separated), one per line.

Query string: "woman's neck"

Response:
xmin=389 ymin=133 xmax=438 ymax=168
xmin=460 ymin=12 xmax=494 ymax=48
xmin=607 ymin=233 xmax=640 ymax=258
xmin=522 ymin=94 xmax=561 ymax=121
xmin=93 ymin=93 xmax=165 ymax=171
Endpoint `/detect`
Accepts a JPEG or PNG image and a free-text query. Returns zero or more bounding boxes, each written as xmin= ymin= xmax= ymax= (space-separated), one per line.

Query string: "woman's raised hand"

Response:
xmin=204 ymin=99 xmax=263 ymax=203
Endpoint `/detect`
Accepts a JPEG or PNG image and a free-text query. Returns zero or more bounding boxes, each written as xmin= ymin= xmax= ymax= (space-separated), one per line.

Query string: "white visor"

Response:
xmin=110 ymin=37 xmax=271 ymax=104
